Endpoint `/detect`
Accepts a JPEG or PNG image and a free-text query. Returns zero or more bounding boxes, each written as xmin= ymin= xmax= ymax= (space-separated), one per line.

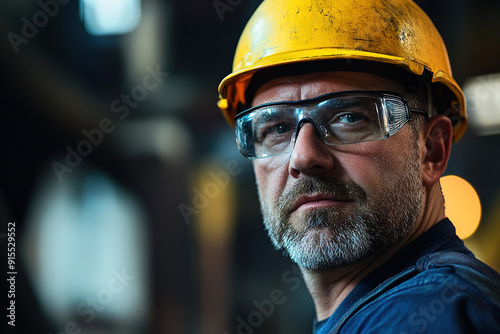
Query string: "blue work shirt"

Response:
xmin=314 ymin=219 xmax=500 ymax=333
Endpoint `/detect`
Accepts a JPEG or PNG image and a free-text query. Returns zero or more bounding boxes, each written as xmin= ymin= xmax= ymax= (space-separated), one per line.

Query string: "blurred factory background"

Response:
xmin=0 ymin=1 xmax=499 ymax=333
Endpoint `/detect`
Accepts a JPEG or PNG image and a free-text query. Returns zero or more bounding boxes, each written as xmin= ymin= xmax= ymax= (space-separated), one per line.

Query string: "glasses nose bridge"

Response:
xmin=294 ymin=117 xmax=326 ymax=144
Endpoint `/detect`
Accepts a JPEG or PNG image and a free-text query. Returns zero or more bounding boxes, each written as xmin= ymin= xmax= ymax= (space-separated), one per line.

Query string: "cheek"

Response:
xmin=341 ymin=142 xmax=410 ymax=195
xmin=253 ymin=160 xmax=289 ymax=204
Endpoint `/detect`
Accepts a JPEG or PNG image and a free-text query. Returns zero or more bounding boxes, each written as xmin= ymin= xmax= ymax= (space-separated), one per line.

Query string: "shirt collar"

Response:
xmin=314 ymin=218 xmax=469 ymax=333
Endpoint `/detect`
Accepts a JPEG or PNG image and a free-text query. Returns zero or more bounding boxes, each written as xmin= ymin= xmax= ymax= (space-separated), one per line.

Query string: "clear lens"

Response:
xmin=385 ymin=97 xmax=410 ymax=136
xmin=235 ymin=91 xmax=411 ymax=159
xmin=320 ymin=96 xmax=384 ymax=144
xmin=252 ymin=107 xmax=299 ymax=157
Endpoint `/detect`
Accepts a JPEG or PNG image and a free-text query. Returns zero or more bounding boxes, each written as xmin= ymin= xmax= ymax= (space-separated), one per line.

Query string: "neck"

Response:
xmin=301 ymin=245 xmax=405 ymax=321
xmin=302 ymin=182 xmax=446 ymax=321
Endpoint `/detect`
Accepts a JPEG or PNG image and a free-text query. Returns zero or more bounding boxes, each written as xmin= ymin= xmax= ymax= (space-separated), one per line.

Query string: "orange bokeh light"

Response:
xmin=441 ymin=175 xmax=482 ymax=239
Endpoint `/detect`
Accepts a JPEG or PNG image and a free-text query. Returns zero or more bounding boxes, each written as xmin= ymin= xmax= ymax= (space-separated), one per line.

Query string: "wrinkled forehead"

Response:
xmin=251 ymin=71 xmax=405 ymax=107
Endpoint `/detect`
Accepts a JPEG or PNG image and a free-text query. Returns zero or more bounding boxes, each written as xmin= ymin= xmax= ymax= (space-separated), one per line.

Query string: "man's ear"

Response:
xmin=421 ymin=115 xmax=453 ymax=187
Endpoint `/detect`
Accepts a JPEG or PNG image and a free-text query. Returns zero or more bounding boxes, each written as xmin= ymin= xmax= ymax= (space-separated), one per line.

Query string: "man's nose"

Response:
xmin=288 ymin=122 xmax=335 ymax=178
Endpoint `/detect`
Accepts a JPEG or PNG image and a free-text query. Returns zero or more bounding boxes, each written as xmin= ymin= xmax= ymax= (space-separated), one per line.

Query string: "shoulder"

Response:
xmin=342 ymin=266 xmax=500 ymax=333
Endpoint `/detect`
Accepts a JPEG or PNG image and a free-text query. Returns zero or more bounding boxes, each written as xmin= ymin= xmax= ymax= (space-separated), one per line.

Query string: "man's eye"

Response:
xmin=260 ymin=122 xmax=292 ymax=137
xmin=269 ymin=123 xmax=292 ymax=134
xmin=337 ymin=113 xmax=366 ymax=123
xmin=256 ymin=122 xmax=293 ymax=143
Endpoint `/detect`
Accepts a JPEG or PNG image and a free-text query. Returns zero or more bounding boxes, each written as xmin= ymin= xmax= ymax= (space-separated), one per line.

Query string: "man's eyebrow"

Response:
xmin=314 ymin=99 xmax=365 ymax=113
xmin=252 ymin=107 xmax=298 ymax=125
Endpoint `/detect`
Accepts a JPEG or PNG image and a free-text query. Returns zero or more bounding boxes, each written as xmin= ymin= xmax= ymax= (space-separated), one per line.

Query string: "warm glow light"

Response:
xmin=441 ymin=175 xmax=482 ymax=239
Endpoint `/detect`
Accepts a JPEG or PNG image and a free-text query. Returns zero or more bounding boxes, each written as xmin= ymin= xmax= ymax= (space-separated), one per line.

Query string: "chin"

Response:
xmin=285 ymin=227 xmax=375 ymax=271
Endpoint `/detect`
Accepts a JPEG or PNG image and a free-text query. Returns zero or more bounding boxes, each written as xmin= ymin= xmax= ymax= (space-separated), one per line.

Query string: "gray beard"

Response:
xmin=258 ymin=150 xmax=423 ymax=271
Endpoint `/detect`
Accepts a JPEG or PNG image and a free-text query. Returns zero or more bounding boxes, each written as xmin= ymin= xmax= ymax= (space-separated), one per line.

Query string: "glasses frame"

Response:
xmin=234 ymin=90 xmax=427 ymax=159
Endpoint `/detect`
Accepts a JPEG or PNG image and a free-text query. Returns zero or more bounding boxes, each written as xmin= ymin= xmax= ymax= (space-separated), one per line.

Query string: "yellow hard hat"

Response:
xmin=218 ymin=0 xmax=467 ymax=142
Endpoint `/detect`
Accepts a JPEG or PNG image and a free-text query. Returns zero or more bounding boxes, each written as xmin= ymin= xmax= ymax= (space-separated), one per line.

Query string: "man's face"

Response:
xmin=251 ymin=71 xmax=425 ymax=271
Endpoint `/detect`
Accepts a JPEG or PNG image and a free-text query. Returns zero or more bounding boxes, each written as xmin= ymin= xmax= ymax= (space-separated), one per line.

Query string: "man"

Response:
xmin=217 ymin=0 xmax=500 ymax=332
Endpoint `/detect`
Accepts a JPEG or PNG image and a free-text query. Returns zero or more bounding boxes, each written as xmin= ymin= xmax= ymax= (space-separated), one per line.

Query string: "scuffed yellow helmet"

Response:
xmin=218 ymin=0 xmax=467 ymax=142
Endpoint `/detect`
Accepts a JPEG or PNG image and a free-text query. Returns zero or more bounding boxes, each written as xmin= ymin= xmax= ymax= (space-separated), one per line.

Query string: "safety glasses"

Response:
xmin=234 ymin=91 xmax=426 ymax=159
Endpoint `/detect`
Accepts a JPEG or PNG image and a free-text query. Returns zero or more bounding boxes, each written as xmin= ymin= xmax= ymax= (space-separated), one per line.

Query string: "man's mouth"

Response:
xmin=290 ymin=193 xmax=352 ymax=212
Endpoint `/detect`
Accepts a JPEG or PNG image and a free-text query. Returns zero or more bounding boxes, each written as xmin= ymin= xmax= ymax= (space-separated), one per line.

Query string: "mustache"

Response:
xmin=278 ymin=177 xmax=367 ymax=214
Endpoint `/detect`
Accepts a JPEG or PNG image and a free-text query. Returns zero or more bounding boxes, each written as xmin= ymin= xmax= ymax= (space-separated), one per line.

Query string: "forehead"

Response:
xmin=251 ymin=71 xmax=404 ymax=107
